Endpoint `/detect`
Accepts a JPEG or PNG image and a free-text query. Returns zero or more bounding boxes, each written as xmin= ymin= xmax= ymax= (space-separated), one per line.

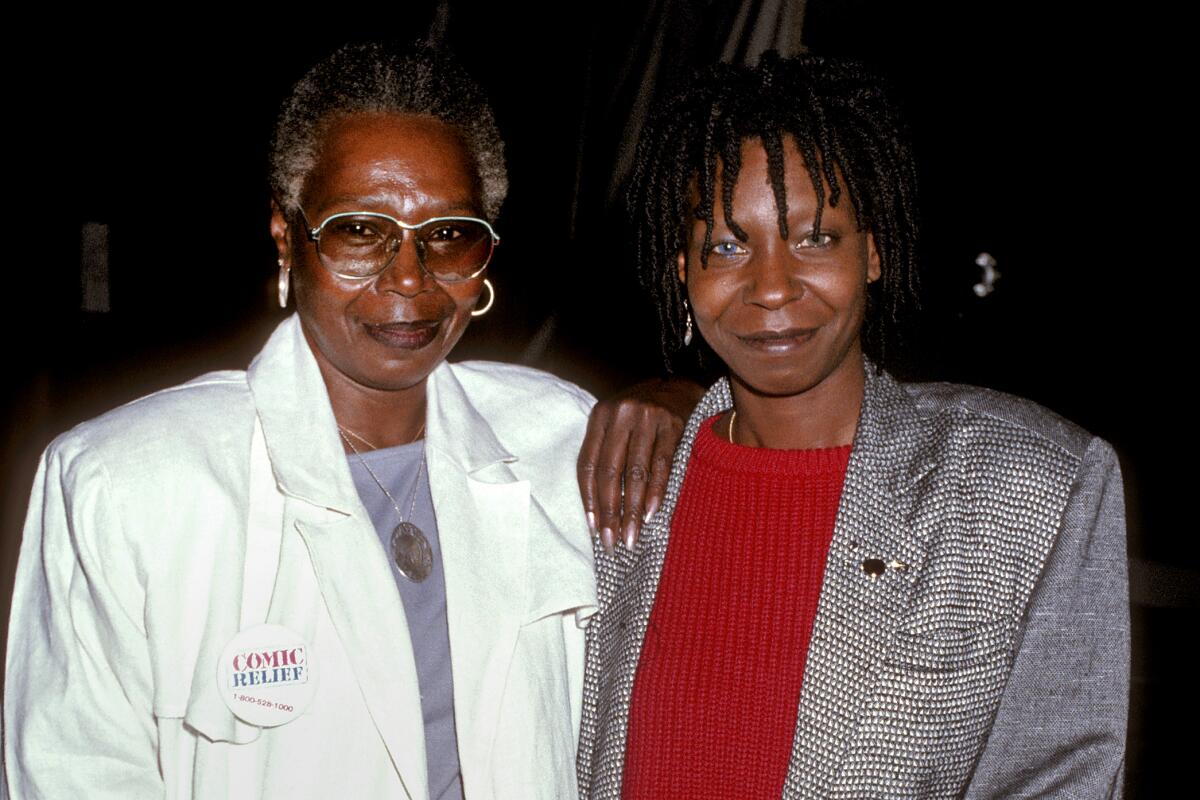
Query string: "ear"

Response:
xmin=270 ymin=198 xmax=294 ymax=267
xmin=676 ymin=251 xmax=688 ymax=286
xmin=866 ymin=232 xmax=882 ymax=284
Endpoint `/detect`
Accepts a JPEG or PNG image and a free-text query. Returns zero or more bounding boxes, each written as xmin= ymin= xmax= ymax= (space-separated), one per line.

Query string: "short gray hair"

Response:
xmin=269 ymin=41 xmax=508 ymax=220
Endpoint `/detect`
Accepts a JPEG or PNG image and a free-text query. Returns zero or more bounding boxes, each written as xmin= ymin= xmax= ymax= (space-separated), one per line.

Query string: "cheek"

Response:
xmin=813 ymin=276 xmax=867 ymax=309
xmin=444 ymin=302 xmax=473 ymax=337
xmin=799 ymin=260 xmax=872 ymax=309
xmin=449 ymin=277 xmax=484 ymax=314
xmin=439 ymin=284 xmax=485 ymax=333
xmin=686 ymin=273 xmax=739 ymax=327
xmin=291 ymin=264 xmax=332 ymax=314
xmin=292 ymin=266 xmax=356 ymax=324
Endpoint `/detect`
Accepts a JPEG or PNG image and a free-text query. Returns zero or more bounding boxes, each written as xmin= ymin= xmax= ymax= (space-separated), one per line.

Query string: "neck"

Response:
xmin=320 ymin=370 xmax=429 ymax=452
xmin=728 ymin=359 xmax=866 ymax=450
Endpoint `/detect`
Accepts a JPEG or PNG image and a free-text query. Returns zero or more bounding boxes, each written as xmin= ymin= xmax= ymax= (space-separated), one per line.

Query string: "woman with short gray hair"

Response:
xmin=4 ymin=41 xmax=688 ymax=800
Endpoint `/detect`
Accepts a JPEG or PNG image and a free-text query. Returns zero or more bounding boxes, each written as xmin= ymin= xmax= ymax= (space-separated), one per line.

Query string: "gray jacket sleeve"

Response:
xmin=966 ymin=438 xmax=1128 ymax=799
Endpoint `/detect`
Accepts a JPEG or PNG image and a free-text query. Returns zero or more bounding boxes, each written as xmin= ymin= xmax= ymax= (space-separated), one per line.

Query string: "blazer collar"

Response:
xmin=674 ymin=359 xmax=936 ymax=529
xmin=245 ymin=315 xmax=360 ymax=513
xmin=680 ymin=359 xmax=934 ymax=489
xmin=244 ymin=316 xmax=517 ymax=509
xmin=671 ymin=361 xmax=936 ymax=575
xmin=851 ymin=361 xmax=937 ymax=496
xmin=425 ymin=361 xmax=518 ymax=475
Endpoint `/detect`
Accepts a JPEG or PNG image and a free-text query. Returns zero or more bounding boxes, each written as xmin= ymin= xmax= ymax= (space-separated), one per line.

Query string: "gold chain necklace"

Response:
xmin=339 ymin=426 xmax=432 ymax=582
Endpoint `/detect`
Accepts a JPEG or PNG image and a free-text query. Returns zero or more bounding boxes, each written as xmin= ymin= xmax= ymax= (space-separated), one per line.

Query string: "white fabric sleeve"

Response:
xmin=4 ymin=442 xmax=162 ymax=798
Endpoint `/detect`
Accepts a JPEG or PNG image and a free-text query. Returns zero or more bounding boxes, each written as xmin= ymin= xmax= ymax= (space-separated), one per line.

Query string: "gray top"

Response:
xmin=347 ymin=441 xmax=463 ymax=800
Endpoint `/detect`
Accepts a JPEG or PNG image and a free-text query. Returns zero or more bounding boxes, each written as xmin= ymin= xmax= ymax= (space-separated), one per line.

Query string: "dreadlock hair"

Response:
xmin=270 ymin=41 xmax=507 ymax=221
xmin=627 ymin=52 xmax=920 ymax=369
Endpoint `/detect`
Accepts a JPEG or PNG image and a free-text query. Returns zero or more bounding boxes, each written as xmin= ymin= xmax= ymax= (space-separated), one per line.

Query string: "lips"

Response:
xmin=737 ymin=327 xmax=817 ymax=353
xmin=362 ymin=319 xmax=441 ymax=350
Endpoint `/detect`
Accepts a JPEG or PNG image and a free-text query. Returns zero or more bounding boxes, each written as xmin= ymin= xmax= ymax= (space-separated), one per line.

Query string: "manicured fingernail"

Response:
xmin=601 ymin=528 xmax=614 ymax=554
xmin=624 ymin=523 xmax=638 ymax=550
xmin=586 ymin=511 xmax=597 ymax=535
xmin=643 ymin=499 xmax=659 ymax=522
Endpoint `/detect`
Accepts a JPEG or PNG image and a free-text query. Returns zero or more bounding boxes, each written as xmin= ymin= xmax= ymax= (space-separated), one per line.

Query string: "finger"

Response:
xmin=618 ymin=423 xmax=658 ymax=550
xmin=642 ymin=419 xmax=679 ymax=524
xmin=598 ymin=520 xmax=618 ymax=556
xmin=594 ymin=415 xmax=634 ymax=554
xmin=577 ymin=405 xmax=613 ymax=542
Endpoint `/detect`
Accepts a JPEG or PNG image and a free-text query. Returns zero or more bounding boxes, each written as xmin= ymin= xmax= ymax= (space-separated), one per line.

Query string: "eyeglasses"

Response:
xmin=303 ymin=211 xmax=499 ymax=282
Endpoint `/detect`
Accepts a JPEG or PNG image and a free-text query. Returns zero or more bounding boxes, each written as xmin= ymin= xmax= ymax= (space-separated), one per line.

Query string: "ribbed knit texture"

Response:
xmin=621 ymin=416 xmax=851 ymax=800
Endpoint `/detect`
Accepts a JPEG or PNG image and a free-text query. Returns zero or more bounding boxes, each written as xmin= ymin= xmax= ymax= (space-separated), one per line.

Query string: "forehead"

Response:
xmin=720 ymin=137 xmax=818 ymax=209
xmin=303 ymin=113 xmax=481 ymax=213
xmin=690 ymin=135 xmax=858 ymax=234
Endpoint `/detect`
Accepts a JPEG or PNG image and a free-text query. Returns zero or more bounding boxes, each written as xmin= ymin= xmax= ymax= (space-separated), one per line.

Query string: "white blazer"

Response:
xmin=4 ymin=315 xmax=598 ymax=799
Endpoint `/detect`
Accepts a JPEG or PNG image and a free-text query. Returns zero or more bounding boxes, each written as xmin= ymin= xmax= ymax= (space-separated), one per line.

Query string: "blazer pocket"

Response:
xmin=884 ymin=617 xmax=1015 ymax=673
xmin=874 ymin=620 xmax=1016 ymax=746
xmin=837 ymin=619 xmax=1018 ymax=795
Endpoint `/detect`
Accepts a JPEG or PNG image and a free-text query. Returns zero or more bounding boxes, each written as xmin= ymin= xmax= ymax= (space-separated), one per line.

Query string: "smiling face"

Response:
xmin=271 ymin=113 xmax=487 ymax=398
xmin=678 ymin=136 xmax=880 ymax=402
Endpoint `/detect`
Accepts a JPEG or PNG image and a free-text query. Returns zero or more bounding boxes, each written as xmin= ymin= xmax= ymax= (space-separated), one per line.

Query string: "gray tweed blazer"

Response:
xmin=577 ymin=365 xmax=1128 ymax=800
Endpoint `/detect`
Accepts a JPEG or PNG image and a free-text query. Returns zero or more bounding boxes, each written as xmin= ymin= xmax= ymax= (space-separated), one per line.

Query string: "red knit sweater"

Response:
xmin=622 ymin=415 xmax=851 ymax=800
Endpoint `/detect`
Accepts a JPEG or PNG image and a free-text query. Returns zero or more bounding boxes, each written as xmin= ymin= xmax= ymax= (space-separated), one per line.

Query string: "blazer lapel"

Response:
xmin=782 ymin=366 xmax=935 ymax=799
xmin=424 ymin=364 xmax=529 ymax=796
xmin=293 ymin=511 xmax=429 ymax=798
xmin=240 ymin=315 xmax=429 ymax=796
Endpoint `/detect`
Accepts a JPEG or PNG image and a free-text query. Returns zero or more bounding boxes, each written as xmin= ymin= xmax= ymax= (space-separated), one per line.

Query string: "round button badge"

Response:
xmin=217 ymin=623 xmax=317 ymax=727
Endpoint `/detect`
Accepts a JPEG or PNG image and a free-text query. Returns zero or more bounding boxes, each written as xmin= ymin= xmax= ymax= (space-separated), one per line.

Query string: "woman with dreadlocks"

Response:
xmin=577 ymin=54 xmax=1128 ymax=799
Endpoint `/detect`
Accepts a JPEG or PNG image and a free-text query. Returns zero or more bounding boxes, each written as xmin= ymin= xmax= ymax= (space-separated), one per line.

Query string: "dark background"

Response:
xmin=1 ymin=3 xmax=1190 ymax=795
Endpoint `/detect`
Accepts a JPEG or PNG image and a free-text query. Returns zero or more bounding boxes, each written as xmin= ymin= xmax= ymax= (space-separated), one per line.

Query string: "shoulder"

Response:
xmin=437 ymin=361 xmax=596 ymax=475
xmin=884 ymin=375 xmax=1123 ymax=556
xmin=869 ymin=372 xmax=1123 ymax=542
xmin=46 ymin=369 xmax=256 ymax=487
xmin=898 ymin=378 xmax=1099 ymax=462
xmin=445 ymin=360 xmax=597 ymax=420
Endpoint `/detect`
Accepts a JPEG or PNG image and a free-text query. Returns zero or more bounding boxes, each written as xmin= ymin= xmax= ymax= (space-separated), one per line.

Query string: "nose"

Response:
xmin=743 ymin=245 xmax=802 ymax=310
xmin=374 ymin=232 xmax=435 ymax=296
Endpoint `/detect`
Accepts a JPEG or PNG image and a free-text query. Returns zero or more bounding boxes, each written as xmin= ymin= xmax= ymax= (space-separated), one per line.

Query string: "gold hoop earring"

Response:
xmin=277 ymin=260 xmax=290 ymax=309
xmin=471 ymin=278 xmax=495 ymax=317
xmin=683 ymin=299 xmax=694 ymax=346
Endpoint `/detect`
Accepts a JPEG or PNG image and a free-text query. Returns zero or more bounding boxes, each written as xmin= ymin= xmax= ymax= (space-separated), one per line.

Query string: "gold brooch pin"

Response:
xmin=861 ymin=559 xmax=886 ymax=580
xmin=861 ymin=557 xmax=910 ymax=580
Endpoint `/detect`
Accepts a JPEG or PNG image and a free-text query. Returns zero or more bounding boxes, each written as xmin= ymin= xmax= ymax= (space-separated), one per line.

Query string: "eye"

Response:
xmin=426 ymin=223 xmax=465 ymax=242
xmin=796 ymin=231 xmax=835 ymax=249
xmin=710 ymin=241 xmax=747 ymax=258
xmin=327 ymin=218 xmax=385 ymax=242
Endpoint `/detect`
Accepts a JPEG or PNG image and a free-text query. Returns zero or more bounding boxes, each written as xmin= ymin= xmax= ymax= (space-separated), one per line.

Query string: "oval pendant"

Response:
xmin=391 ymin=521 xmax=433 ymax=582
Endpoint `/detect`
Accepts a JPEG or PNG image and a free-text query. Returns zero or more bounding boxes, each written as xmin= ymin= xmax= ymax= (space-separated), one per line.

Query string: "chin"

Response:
xmin=727 ymin=350 xmax=862 ymax=401
xmin=731 ymin=371 xmax=823 ymax=399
